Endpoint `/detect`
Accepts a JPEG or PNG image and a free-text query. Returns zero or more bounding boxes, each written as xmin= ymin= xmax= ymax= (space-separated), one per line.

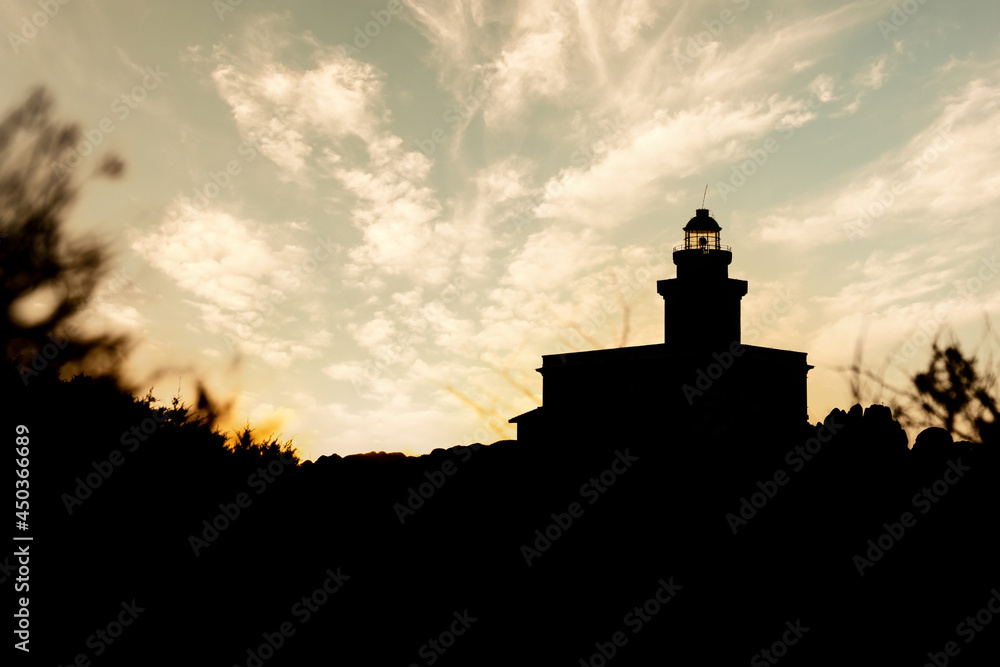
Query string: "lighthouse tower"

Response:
xmin=508 ymin=206 xmax=811 ymax=448
xmin=657 ymin=209 xmax=748 ymax=350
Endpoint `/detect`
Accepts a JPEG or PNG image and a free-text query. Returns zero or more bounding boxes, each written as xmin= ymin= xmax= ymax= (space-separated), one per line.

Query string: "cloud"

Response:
xmin=608 ymin=0 xmax=659 ymax=51
xmin=132 ymin=204 xmax=302 ymax=311
xmin=313 ymin=397 xmax=498 ymax=456
xmin=208 ymin=16 xmax=386 ymax=176
xmin=816 ymin=248 xmax=960 ymax=317
xmin=203 ymin=14 xmax=505 ymax=289
xmin=132 ymin=202 xmax=332 ymax=367
xmin=809 ymin=74 xmax=837 ymax=103
xmin=670 ymin=2 xmax=886 ymax=97
xmin=501 ymin=225 xmax=615 ymax=292
xmin=836 ymin=53 xmax=895 ymax=116
xmin=482 ymin=23 xmax=569 ymax=126
xmin=534 ymin=95 xmax=804 ymax=228
xmin=335 ymin=151 xmax=448 ymax=286
xmin=756 ymin=63 xmax=1000 ymax=248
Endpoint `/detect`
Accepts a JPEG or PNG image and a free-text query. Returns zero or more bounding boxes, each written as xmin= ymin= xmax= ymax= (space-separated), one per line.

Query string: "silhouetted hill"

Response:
xmin=7 ymin=363 xmax=1000 ymax=666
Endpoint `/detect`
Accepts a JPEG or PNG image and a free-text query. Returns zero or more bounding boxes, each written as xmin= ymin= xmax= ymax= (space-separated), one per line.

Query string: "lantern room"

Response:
xmin=683 ymin=208 xmax=723 ymax=251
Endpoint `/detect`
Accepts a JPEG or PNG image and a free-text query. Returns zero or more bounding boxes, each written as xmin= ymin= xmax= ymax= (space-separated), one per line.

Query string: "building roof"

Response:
xmin=683 ymin=208 xmax=722 ymax=233
xmin=508 ymin=406 xmax=544 ymax=424
xmin=539 ymin=342 xmax=810 ymax=368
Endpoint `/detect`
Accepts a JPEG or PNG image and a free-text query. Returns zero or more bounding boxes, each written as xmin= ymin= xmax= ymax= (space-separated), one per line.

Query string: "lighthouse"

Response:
xmin=657 ymin=208 xmax=748 ymax=350
xmin=509 ymin=207 xmax=812 ymax=448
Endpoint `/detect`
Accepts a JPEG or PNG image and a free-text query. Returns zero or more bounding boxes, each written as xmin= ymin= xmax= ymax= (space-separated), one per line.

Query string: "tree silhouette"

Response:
xmin=847 ymin=323 xmax=1000 ymax=444
xmin=910 ymin=342 xmax=997 ymax=440
xmin=1 ymin=86 xmax=301 ymax=461
xmin=1 ymin=87 xmax=128 ymax=385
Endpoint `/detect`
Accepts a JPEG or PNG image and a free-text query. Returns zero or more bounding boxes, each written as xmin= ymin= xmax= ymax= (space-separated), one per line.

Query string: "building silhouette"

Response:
xmin=510 ymin=209 xmax=812 ymax=447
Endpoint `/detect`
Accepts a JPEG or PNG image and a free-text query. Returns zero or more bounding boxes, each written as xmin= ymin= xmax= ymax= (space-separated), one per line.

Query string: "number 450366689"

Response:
xmin=15 ymin=425 xmax=29 ymax=528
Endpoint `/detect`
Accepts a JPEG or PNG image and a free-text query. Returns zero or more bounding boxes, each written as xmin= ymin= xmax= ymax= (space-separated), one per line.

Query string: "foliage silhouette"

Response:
xmin=845 ymin=323 xmax=999 ymax=445
xmin=1 ymin=87 xmax=299 ymax=460
xmin=229 ymin=419 xmax=300 ymax=466
xmin=0 ymin=87 xmax=129 ymax=384
xmin=910 ymin=341 xmax=999 ymax=443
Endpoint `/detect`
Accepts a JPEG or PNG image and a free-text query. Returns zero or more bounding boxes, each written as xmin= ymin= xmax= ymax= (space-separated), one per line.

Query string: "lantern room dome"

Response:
xmin=683 ymin=208 xmax=721 ymax=233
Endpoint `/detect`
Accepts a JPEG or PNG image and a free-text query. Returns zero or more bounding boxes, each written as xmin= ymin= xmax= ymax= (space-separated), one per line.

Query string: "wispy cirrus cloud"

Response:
xmin=201 ymin=14 xmax=502 ymax=290
xmin=202 ymin=15 xmax=385 ymax=165
xmin=132 ymin=202 xmax=332 ymax=367
xmin=756 ymin=62 xmax=1000 ymax=249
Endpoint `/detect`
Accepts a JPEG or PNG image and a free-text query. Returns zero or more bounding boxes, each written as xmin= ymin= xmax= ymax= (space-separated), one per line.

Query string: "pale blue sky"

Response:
xmin=4 ymin=0 xmax=999 ymax=457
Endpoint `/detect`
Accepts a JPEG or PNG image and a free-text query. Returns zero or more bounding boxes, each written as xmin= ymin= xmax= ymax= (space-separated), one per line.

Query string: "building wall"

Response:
xmin=514 ymin=344 xmax=810 ymax=448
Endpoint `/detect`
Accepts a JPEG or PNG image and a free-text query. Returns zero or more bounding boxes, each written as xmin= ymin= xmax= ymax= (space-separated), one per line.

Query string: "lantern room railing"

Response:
xmin=673 ymin=242 xmax=732 ymax=252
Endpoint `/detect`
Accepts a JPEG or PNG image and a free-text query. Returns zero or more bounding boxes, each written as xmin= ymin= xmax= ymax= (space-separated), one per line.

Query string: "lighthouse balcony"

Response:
xmin=673 ymin=242 xmax=732 ymax=252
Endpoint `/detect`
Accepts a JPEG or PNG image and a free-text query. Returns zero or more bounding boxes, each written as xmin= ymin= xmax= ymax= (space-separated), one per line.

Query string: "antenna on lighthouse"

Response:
xmin=701 ymin=184 xmax=708 ymax=209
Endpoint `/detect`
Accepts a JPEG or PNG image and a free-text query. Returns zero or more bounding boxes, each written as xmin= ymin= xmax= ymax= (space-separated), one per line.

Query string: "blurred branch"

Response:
xmin=0 ymin=87 xmax=129 ymax=383
xmin=843 ymin=321 xmax=999 ymax=444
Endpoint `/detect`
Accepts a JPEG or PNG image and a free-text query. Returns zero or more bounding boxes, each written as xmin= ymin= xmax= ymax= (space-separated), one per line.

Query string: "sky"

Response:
xmin=3 ymin=0 xmax=999 ymax=459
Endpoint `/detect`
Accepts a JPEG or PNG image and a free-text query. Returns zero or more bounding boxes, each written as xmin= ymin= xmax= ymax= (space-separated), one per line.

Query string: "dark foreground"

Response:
xmin=7 ymin=372 xmax=1000 ymax=666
